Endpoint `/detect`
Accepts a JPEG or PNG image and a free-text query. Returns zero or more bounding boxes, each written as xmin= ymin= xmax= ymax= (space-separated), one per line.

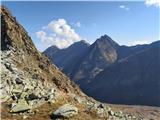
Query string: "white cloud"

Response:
xmin=119 ymin=5 xmax=130 ymax=11
xmin=36 ymin=19 xmax=81 ymax=49
xmin=75 ymin=22 xmax=81 ymax=27
xmin=119 ymin=5 xmax=125 ymax=9
xmin=36 ymin=31 xmax=46 ymax=42
xmin=131 ymin=40 xmax=151 ymax=46
xmin=145 ymin=0 xmax=160 ymax=7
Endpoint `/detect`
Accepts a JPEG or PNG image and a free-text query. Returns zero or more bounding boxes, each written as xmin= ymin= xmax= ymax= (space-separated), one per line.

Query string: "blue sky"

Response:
xmin=2 ymin=1 xmax=160 ymax=51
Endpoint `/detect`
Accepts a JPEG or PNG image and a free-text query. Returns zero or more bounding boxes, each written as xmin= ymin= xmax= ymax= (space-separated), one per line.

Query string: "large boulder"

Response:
xmin=10 ymin=99 xmax=31 ymax=113
xmin=52 ymin=104 xmax=78 ymax=119
xmin=28 ymin=93 xmax=41 ymax=100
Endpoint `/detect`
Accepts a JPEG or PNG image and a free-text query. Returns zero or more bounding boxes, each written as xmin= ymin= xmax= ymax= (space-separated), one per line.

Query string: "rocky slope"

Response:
xmin=1 ymin=6 xmax=155 ymax=120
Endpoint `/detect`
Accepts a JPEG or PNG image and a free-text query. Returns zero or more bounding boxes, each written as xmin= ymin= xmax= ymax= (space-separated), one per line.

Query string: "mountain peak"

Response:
xmin=69 ymin=40 xmax=90 ymax=48
xmin=48 ymin=45 xmax=60 ymax=51
xmin=100 ymin=34 xmax=112 ymax=39
xmin=79 ymin=40 xmax=90 ymax=45
xmin=95 ymin=34 xmax=119 ymax=49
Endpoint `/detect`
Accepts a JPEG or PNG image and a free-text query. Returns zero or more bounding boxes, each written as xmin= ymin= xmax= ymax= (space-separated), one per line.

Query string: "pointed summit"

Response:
xmin=44 ymin=45 xmax=60 ymax=56
xmin=90 ymin=34 xmax=119 ymax=64
xmin=93 ymin=34 xmax=119 ymax=49
xmin=78 ymin=40 xmax=90 ymax=46
xmin=68 ymin=40 xmax=90 ymax=49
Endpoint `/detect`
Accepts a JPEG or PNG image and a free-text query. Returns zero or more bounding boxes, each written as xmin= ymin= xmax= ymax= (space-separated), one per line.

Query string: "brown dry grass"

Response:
xmin=1 ymin=96 xmax=103 ymax=120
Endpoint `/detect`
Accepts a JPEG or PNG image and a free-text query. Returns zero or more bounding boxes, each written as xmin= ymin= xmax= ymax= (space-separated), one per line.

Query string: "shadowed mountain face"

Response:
xmin=87 ymin=41 xmax=160 ymax=106
xmin=44 ymin=35 xmax=119 ymax=84
xmin=44 ymin=33 xmax=160 ymax=106
xmin=73 ymin=35 xmax=119 ymax=88
xmin=44 ymin=40 xmax=90 ymax=78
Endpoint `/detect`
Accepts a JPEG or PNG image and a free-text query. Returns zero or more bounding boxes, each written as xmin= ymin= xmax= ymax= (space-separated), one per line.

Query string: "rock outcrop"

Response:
xmin=52 ymin=104 xmax=78 ymax=119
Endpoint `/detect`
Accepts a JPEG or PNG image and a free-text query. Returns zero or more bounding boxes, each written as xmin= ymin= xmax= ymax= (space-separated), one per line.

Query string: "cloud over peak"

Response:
xmin=145 ymin=0 xmax=160 ymax=7
xmin=119 ymin=5 xmax=130 ymax=11
xmin=36 ymin=19 xmax=81 ymax=49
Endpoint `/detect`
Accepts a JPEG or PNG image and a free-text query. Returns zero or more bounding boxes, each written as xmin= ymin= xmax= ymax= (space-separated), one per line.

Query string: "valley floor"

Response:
xmin=109 ymin=104 xmax=160 ymax=120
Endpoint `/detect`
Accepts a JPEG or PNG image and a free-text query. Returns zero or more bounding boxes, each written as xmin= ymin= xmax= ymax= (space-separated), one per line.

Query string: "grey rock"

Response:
xmin=11 ymin=88 xmax=23 ymax=94
xmin=11 ymin=85 xmax=23 ymax=93
xmin=28 ymin=93 xmax=40 ymax=100
xmin=0 ymin=88 xmax=10 ymax=100
xmin=108 ymin=110 xmax=114 ymax=116
xmin=4 ymin=62 xmax=11 ymax=70
xmin=53 ymin=104 xmax=78 ymax=118
xmin=15 ymin=78 xmax=23 ymax=84
xmin=47 ymin=94 xmax=55 ymax=101
xmin=114 ymin=111 xmax=123 ymax=117
xmin=11 ymin=94 xmax=19 ymax=100
xmin=32 ymin=74 xmax=39 ymax=79
xmin=20 ymin=92 xmax=28 ymax=99
xmin=23 ymin=84 xmax=34 ymax=91
xmin=28 ymin=99 xmax=45 ymax=109
xmin=50 ymin=88 xmax=56 ymax=94
xmin=97 ymin=103 xmax=105 ymax=108
xmin=10 ymin=99 xmax=31 ymax=113
xmin=97 ymin=108 xmax=106 ymax=118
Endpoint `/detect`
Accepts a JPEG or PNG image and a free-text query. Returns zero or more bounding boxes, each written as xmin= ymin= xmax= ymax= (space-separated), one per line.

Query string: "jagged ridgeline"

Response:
xmin=44 ymin=30 xmax=160 ymax=107
xmin=1 ymin=6 xmax=159 ymax=120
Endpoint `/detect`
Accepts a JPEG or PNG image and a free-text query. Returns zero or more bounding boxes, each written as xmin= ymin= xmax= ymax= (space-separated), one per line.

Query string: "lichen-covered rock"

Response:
xmin=108 ymin=110 xmax=115 ymax=116
xmin=10 ymin=99 xmax=31 ymax=113
xmin=52 ymin=104 xmax=78 ymax=118
xmin=28 ymin=99 xmax=46 ymax=109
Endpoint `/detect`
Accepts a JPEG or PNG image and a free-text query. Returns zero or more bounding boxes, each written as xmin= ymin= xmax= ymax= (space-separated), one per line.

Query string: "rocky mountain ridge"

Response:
xmin=87 ymin=41 xmax=160 ymax=106
xmin=44 ymin=35 xmax=119 ymax=85
xmin=44 ymin=28 xmax=160 ymax=107
xmin=44 ymin=40 xmax=90 ymax=79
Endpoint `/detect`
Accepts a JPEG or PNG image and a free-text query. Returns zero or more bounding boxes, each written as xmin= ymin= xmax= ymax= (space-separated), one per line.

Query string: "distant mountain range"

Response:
xmin=44 ymin=35 xmax=160 ymax=106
